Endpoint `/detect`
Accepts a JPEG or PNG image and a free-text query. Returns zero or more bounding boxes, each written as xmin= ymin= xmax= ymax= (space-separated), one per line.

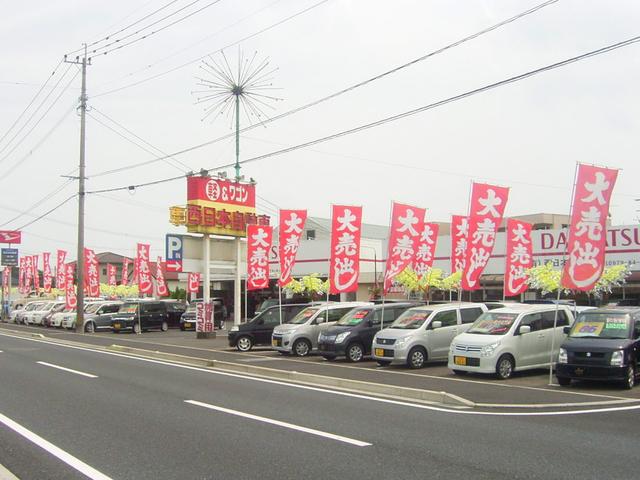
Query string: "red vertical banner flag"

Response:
xmin=383 ymin=203 xmax=426 ymax=293
xmin=504 ymin=219 xmax=533 ymax=297
xmin=56 ymin=250 xmax=66 ymax=289
xmin=107 ymin=264 xmax=117 ymax=287
xmin=562 ymin=164 xmax=619 ymax=291
xmin=187 ymin=272 xmax=200 ymax=294
xmin=278 ymin=209 xmax=307 ymax=287
xmin=329 ymin=205 xmax=363 ymax=294
xmin=155 ymin=257 xmax=169 ymax=297
xmin=32 ymin=255 xmax=40 ymax=293
xmin=413 ymin=222 xmax=439 ymax=280
xmin=65 ymin=263 xmax=76 ymax=310
xmin=136 ymin=244 xmax=153 ymax=295
xmin=462 ymin=183 xmax=510 ymax=290
xmin=18 ymin=257 xmax=25 ymax=294
xmin=83 ymin=248 xmax=100 ymax=297
xmin=42 ymin=252 xmax=52 ymax=293
xmin=24 ymin=255 xmax=33 ymax=293
xmin=2 ymin=267 xmax=10 ymax=297
xmin=122 ymin=257 xmax=130 ymax=286
xmin=247 ymin=224 xmax=274 ymax=291
xmin=451 ymin=215 xmax=469 ymax=274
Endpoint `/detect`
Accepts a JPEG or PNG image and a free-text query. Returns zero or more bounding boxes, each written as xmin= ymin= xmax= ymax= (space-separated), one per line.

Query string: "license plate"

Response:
xmin=454 ymin=356 xmax=467 ymax=366
xmin=374 ymin=348 xmax=384 ymax=357
xmin=272 ymin=339 xmax=277 ymax=346
xmin=184 ymin=322 xmax=191 ymax=328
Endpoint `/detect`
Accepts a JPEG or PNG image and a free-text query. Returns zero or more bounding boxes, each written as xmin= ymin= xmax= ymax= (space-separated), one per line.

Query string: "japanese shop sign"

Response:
xmin=278 ymin=209 xmax=307 ymax=287
xmin=1 ymin=248 xmax=18 ymax=267
xmin=413 ymin=222 xmax=439 ymax=280
xmin=247 ymin=224 xmax=273 ymax=291
xmin=329 ymin=205 xmax=363 ymax=294
xmin=187 ymin=272 xmax=200 ymax=294
xmin=169 ymin=176 xmax=266 ymax=237
xmin=562 ymin=164 xmax=619 ymax=291
xmin=196 ymin=301 xmax=214 ymax=333
xmin=504 ymin=219 xmax=533 ymax=297
xmin=0 ymin=230 xmax=21 ymax=244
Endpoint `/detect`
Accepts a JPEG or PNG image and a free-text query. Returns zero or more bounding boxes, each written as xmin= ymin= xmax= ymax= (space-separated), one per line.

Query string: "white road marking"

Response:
xmin=185 ymin=399 xmax=371 ymax=446
xmin=0 ymin=412 xmax=113 ymax=480
xmin=37 ymin=361 xmax=98 ymax=378
xmin=3 ymin=332 xmax=640 ymax=417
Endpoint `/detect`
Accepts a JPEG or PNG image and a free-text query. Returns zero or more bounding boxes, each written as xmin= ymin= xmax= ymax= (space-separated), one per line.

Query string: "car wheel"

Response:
xmin=236 ymin=336 xmax=253 ymax=352
xmin=376 ymin=360 xmax=391 ymax=367
xmin=161 ymin=321 xmax=168 ymax=332
xmin=452 ymin=370 xmax=468 ymax=376
xmin=495 ymin=354 xmax=515 ymax=380
xmin=293 ymin=339 xmax=311 ymax=357
xmin=557 ymin=376 xmax=571 ymax=387
xmin=132 ymin=322 xmax=141 ymax=334
xmin=84 ymin=322 xmax=95 ymax=334
xmin=407 ymin=347 xmax=427 ymax=369
xmin=346 ymin=343 xmax=364 ymax=363
xmin=623 ymin=365 xmax=635 ymax=390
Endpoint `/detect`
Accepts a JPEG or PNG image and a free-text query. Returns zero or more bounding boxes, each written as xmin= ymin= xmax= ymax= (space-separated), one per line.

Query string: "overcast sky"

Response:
xmin=1 ymin=0 xmax=639 ymax=261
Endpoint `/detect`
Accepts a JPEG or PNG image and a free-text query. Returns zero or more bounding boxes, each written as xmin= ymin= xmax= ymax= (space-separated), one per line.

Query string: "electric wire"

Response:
xmin=13 ymin=194 xmax=78 ymax=231
xmin=89 ymin=0 xmax=558 ymax=177
xmin=85 ymin=34 xmax=640 ymax=196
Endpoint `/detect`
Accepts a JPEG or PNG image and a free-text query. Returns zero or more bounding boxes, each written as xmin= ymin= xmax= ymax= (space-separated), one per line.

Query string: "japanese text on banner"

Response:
xmin=504 ymin=219 xmax=533 ymax=297
xmin=278 ymin=209 xmax=307 ymax=287
xmin=329 ymin=205 xmax=363 ymax=294
xmin=247 ymin=225 xmax=273 ymax=291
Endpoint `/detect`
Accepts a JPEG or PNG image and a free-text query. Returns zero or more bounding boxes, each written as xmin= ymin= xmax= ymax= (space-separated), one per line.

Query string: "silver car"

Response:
xmin=272 ymin=302 xmax=371 ymax=357
xmin=372 ymin=303 xmax=488 ymax=369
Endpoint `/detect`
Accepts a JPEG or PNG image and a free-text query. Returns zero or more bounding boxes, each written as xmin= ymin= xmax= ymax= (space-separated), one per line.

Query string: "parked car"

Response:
xmin=43 ymin=303 xmax=67 ymax=327
xmin=30 ymin=301 xmax=65 ymax=326
xmin=448 ymin=304 xmax=575 ymax=379
xmin=161 ymin=300 xmax=187 ymax=328
xmin=81 ymin=301 xmax=123 ymax=333
xmin=180 ymin=298 xmax=224 ymax=331
xmin=272 ymin=302 xmax=371 ymax=357
xmin=255 ymin=296 xmax=311 ymax=315
xmin=556 ymin=307 xmax=640 ymax=389
xmin=372 ymin=303 xmax=488 ymax=368
xmin=228 ymin=304 xmax=310 ymax=351
xmin=62 ymin=301 xmax=107 ymax=329
xmin=110 ymin=301 xmax=172 ymax=333
xmin=318 ymin=302 xmax=417 ymax=362
xmin=18 ymin=301 xmax=45 ymax=324
xmin=50 ymin=307 xmax=75 ymax=328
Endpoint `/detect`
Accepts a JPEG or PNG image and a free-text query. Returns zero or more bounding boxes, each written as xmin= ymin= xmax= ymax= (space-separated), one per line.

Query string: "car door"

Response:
xmin=427 ymin=309 xmax=458 ymax=360
xmin=514 ymin=312 xmax=545 ymax=367
xmin=542 ymin=309 xmax=570 ymax=364
xmin=254 ymin=309 xmax=281 ymax=344
xmin=96 ymin=304 xmax=120 ymax=329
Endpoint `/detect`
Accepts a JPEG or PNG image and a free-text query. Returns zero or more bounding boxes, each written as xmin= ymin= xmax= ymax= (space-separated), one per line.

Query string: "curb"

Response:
xmin=0 ymin=463 xmax=19 ymax=480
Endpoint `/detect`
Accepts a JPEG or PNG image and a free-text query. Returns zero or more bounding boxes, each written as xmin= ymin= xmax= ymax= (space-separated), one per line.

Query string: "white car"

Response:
xmin=448 ymin=304 xmax=576 ymax=379
xmin=61 ymin=301 xmax=107 ymax=329
xmin=50 ymin=308 xmax=75 ymax=328
xmin=30 ymin=301 xmax=65 ymax=326
xmin=18 ymin=301 xmax=45 ymax=325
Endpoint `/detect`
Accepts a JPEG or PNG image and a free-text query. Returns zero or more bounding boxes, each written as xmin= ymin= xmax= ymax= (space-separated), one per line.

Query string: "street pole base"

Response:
xmin=197 ymin=332 xmax=217 ymax=339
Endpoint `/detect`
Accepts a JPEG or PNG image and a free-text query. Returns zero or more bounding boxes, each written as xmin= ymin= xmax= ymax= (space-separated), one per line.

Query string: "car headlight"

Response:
xmin=558 ymin=348 xmax=568 ymax=364
xmin=230 ymin=326 xmax=239 ymax=332
xmin=480 ymin=341 xmax=501 ymax=358
xmin=395 ymin=336 xmax=409 ymax=347
xmin=610 ymin=350 xmax=624 ymax=367
xmin=335 ymin=332 xmax=350 ymax=344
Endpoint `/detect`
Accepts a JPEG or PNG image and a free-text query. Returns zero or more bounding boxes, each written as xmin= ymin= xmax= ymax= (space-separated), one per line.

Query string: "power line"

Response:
xmin=85 ymin=33 xmax=640 ymax=196
xmin=13 ymin=194 xmax=77 ymax=231
xmin=89 ymin=0 xmax=558 ymax=176
xmin=92 ymin=0 xmax=330 ymax=97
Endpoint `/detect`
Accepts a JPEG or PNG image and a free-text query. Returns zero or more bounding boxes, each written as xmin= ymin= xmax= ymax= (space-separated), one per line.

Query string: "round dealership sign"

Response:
xmin=205 ymin=179 xmax=220 ymax=201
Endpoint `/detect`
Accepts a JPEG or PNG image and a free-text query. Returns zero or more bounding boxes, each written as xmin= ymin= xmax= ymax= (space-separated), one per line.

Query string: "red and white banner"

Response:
xmin=18 ymin=257 xmax=25 ymax=294
xmin=0 ymin=230 xmax=21 ymax=244
xmin=56 ymin=250 xmax=66 ymax=289
xmin=2 ymin=267 xmax=10 ymax=296
xmin=196 ymin=302 xmax=214 ymax=333
xmin=187 ymin=272 xmax=200 ymax=294
xmin=383 ymin=202 xmax=425 ymax=293
xmin=462 ymin=183 xmax=509 ymax=290
xmin=155 ymin=257 xmax=169 ymax=297
xmin=122 ymin=257 xmax=130 ymax=286
xmin=504 ymin=219 xmax=533 ymax=297
xmin=107 ymin=264 xmax=117 ymax=287
xmin=278 ymin=209 xmax=307 ymax=287
xmin=329 ymin=205 xmax=363 ymax=294
xmin=451 ymin=215 xmax=469 ymax=274
xmin=24 ymin=255 xmax=33 ymax=293
xmin=562 ymin=164 xmax=619 ymax=291
xmin=413 ymin=222 xmax=439 ymax=279
xmin=42 ymin=252 xmax=52 ymax=293
xmin=136 ymin=244 xmax=153 ymax=295
xmin=83 ymin=248 xmax=100 ymax=297
xmin=247 ymin=224 xmax=273 ymax=291
xmin=65 ymin=263 xmax=76 ymax=310
xmin=32 ymin=255 xmax=39 ymax=293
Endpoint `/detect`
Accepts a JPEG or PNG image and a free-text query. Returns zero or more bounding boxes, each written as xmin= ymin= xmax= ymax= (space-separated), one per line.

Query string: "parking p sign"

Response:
xmin=165 ymin=234 xmax=183 ymax=272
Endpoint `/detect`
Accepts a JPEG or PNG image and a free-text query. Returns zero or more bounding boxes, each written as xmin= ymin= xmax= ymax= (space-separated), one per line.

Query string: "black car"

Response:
xmin=317 ymin=303 xmax=418 ymax=362
xmin=180 ymin=298 xmax=225 ymax=331
xmin=111 ymin=301 xmax=176 ymax=333
xmin=255 ymin=297 xmax=312 ymax=315
xmin=162 ymin=300 xmax=187 ymax=328
xmin=228 ymin=304 xmax=309 ymax=351
xmin=556 ymin=307 xmax=640 ymax=389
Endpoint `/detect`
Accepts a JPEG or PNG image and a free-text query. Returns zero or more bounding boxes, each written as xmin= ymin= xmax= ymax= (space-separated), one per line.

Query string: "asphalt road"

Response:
xmin=1 ymin=331 xmax=640 ymax=480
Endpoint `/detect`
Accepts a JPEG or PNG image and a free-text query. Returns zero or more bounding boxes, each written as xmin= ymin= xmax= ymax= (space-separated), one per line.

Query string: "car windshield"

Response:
xmin=119 ymin=303 xmax=139 ymax=314
xmin=259 ymin=299 xmax=279 ymax=311
xmin=570 ymin=313 xmax=631 ymax=339
xmin=85 ymin=303 xmax=102 ymax=314
xmin=336 ymin=308 xmax=372 ymax=326
xmin=390 ymin=310 xmax=432 ymax=329
xmin=467 ymin=312 xmax=519 ymax=335
xmin=288 ymin=307 xmax=319 ymax=324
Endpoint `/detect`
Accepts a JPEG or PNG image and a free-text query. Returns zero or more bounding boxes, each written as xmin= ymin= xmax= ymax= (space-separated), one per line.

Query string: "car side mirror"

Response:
xmin=431 ymin=320 xmax=442 ymax=329
xmin=519 ymin=325 xmax=531 ymax=335
xmin=563 ymin=326 xmax=571 ymax=335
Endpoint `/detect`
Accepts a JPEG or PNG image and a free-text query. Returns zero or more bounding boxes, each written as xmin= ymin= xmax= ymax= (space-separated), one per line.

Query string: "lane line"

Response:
xmin=0 ymin=412 xmax=113 ymax=480
xmin=37 ymin=361 xmax=98 ymax=378
xmin=185 ymin=400 xmax=371 ymax=447
xmin=3 ymin=332 xmax=640 ymax=417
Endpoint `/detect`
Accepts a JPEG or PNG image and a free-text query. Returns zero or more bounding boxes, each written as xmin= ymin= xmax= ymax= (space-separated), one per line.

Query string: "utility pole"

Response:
xmin=65 ymin=45 xmax=89 ymax=334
